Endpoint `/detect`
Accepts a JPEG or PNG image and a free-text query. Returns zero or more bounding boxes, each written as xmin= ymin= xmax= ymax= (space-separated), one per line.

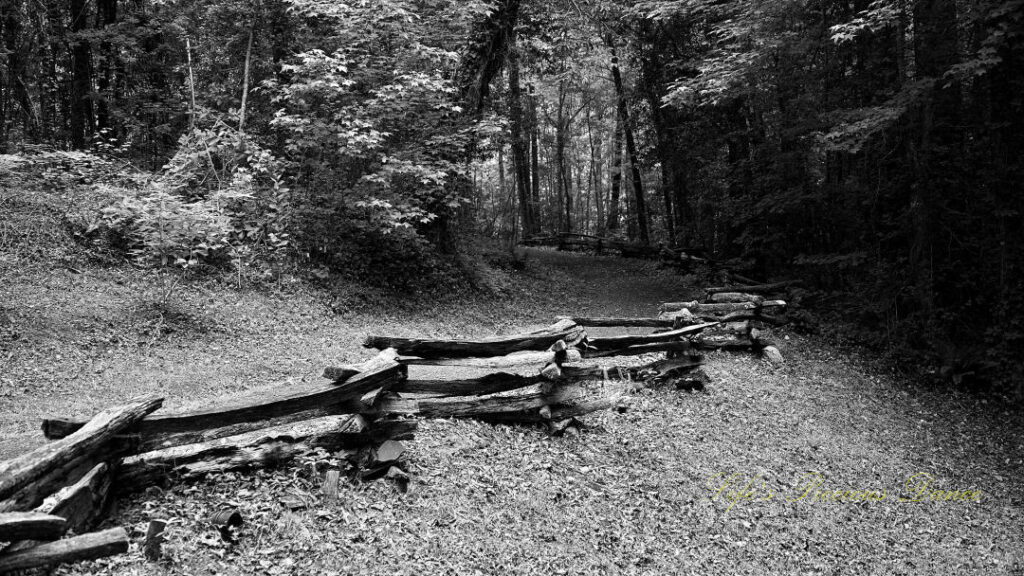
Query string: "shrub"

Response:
xmin=97 ymin=118 xmax=291 ymax=269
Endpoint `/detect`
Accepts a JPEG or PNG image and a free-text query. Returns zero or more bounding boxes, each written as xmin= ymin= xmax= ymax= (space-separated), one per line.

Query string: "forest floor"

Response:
xmin=2 ymin=172 xmax=1024 ymax=575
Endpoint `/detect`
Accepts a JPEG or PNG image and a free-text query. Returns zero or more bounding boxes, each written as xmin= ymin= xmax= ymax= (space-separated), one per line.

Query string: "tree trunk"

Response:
xmin=69 ymin=0 xmax=94 ymax=149
xmin=607 ymin=113 xmax=623 ymax=231
xmin=238 ymin=22 xmax=255 ymax=135
xmin=528 ymin=84 xmax=541 ymax=228
xmin=2 ymin=4 xmax=37 ymax=144
xmin=94 ymin=0 xmax=117 ymax=136
xmin=588 ymin=107 xmax=605 ymax=235
xmin=609 ymin=43 xmax=648 ymax=244
xmin=506 ymin=24 xmax=535 ymax=237
xmin=910 ymin=0 xmax=960 ymax=311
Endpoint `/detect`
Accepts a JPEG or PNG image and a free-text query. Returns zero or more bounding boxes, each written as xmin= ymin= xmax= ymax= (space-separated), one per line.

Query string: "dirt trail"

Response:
xmin=2 ymin=247 xmax=1023 ymax=575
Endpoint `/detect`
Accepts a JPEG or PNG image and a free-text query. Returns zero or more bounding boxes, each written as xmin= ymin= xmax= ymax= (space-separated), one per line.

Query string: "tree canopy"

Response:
xmin=1 ymin=0 xmax=1021 ymax=387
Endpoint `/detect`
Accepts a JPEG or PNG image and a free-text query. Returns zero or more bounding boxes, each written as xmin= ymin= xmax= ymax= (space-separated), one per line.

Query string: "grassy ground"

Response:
xmin=2 ymin=168 xmax=1023 ymax=575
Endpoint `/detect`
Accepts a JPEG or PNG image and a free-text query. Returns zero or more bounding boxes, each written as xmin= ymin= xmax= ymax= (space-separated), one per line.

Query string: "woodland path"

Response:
xmin=1 ymin=248 xmax=1022 ymax=575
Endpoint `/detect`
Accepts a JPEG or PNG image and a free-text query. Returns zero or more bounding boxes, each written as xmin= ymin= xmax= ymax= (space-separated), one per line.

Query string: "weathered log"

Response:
xmin=42 ymin=363 xmax=404 ymax=441
xmin=658 ymin=300 xmax=786 ymax=314
xmin=396 ymin=373 xmax=546 ymax=397
xmin=706 ymin=280 xmax=802 ymax=294
xmin=703 ymin=321 xmax=752 ymax=337
xmin=558 ymin=356 xmax=703 ymax=383
xmin=377 ymin=381 xmax=622 ymax=420
xmin=129 ymin=408 xmax=334 ymax=453
xmin=706 ymin=292 xmax=765 ymax=304
xmin=134 ymin=409 xmax=415 ymax=452
xmin=692 ymin=334 xmax=763 ymax=350
xmin=0 ymin=527 xmax=129 ymax=573
xmin=116 ymin=415 xmax=370 ymax=494
xmin=0 ymin=455 xmax=104 ymax=513
xmin=557 ymin=316 xmax=674 ymax=328
xmin=363 ymin=320 xmax=582 ymax=359
xmin=657 ymin=308 xmax=697 ymax=325
xmin=585 ymin=322 xmax=717 ymax=349
xmin=322 ymin=349 xmax=400 ymax=383
xmin=399 ymin=347 xmax=582 ymax=368
xmin=0 ymin=396 xmax=162 ymax=505
xmin=0 ymin=512 xmax=67 ymax=543
xmin=35 ymin=462 xmax=112 ymax=534
xmin=718 ymin=309 xmax=789 ymax=325
xmin=579 ymin=341 xmax=693 ymax=359
xmin=1 ymin=462 xmax=111 ymax=553
xmin=482 ymin=386 xmax=631 ymax=424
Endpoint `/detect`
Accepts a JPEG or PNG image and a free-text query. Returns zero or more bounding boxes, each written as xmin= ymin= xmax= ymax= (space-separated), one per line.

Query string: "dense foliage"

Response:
xmin=1 ymin=0 xmax=1021 ymax=389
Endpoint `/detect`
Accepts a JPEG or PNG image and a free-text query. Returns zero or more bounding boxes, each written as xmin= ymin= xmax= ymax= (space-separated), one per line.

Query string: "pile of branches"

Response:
xmin=0 ymin=361 xmax=414 ymax=572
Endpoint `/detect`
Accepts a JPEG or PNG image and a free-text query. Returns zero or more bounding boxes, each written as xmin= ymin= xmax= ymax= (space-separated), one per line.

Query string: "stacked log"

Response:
xmin=351 ymin=318 xmax=718 ymax=427
xmin=0 ymin=361 xmax=416 ymax=572
xmin=0 ymin=397 xmax=160 ymax=571
xmin=0 ymin=309 xmax=724 ymax=571
xmin=654 ymin=280 xmax=802 ymax=361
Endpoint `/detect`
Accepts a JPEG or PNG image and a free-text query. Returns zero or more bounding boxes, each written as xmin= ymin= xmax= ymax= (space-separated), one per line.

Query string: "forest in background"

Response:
xmin=1 ymin=0 xmax=1022 ymax=392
